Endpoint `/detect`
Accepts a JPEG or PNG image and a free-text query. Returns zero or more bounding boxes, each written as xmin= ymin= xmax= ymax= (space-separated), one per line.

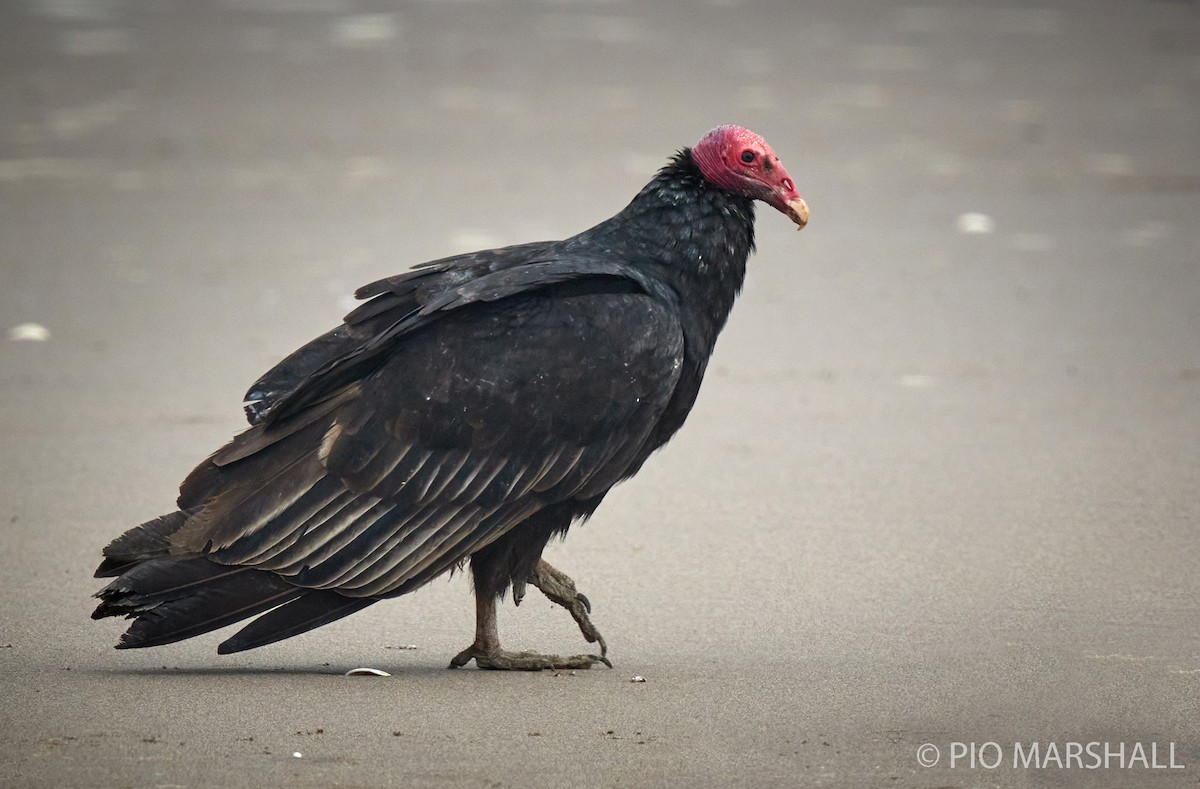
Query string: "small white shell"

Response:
xmin=8 ymin=323 xmax=50 ymax=342
xmin=630 ymin=675 xmax=646 ymax=683
xmin=956 ymin=212 xmax=995 ymax=234
xmin=345 ymin=667 xmax=391 ymax=677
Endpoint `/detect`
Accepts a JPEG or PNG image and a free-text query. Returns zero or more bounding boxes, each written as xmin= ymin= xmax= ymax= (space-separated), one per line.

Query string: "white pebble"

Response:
xmin=8 ymin=322 xmax=50 ymax=342
xmin=630 ymin=675 xmax=646 ymax=683
xmin=956 ymin=212 xmax=995 ymax=234
xmin=292 ymin=751 xmax=302 ymax=758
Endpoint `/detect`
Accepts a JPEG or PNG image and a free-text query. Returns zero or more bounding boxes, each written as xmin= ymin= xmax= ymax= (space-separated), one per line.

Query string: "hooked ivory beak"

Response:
xmin=784 ymin=197 xmax=809 ymax=230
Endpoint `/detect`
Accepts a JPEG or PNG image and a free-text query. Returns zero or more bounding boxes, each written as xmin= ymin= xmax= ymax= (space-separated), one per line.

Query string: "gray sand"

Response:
xmin=1 ymin=1 xmax=1197 ymax=786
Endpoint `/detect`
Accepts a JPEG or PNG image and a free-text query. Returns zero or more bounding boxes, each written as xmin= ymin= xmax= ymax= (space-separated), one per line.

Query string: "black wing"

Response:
xmin=174 ymin=267 xmax=683 ymax=599
xmin=241 ymin=241 xmax=667 ymax=429
xmin=238 ymin=245 xmax=538 ymax=425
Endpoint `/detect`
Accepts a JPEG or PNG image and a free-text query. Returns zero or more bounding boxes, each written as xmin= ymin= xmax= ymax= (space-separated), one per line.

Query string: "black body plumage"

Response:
xmin=93 ymin=149 xmax=759 ymax=653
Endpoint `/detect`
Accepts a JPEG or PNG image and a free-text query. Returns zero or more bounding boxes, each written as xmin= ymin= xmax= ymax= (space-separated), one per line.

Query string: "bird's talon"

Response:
xmin=448 ymin=648 xmax=475 ymax=669
xmin=576 ymin=592 xmax=591 ymax=614
xmin=448 ymin=644 xmax=606 ymax=671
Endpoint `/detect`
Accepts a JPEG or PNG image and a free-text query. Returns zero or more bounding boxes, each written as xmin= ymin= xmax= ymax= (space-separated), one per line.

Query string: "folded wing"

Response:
xmin=174 ymin=268 xmax=684 ymax=600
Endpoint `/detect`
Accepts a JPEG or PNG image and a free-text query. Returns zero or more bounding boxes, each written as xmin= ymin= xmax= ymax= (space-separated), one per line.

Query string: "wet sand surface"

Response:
xmin=1 ymin=1 xmax=1198 ymax=786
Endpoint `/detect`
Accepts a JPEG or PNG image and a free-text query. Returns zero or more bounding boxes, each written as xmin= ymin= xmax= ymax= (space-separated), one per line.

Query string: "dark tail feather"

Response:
xmin=218 ymin=591 xmax=377 ymax=654
xmin=93 ymin=557 xmax=303 ymax=649
xmin=95 ymin=511 xmax=193 ymax=578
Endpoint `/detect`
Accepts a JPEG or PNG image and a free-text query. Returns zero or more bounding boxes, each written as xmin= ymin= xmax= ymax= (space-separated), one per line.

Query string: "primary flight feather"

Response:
xmin=93 ymin=125 xmax=809 ymax=669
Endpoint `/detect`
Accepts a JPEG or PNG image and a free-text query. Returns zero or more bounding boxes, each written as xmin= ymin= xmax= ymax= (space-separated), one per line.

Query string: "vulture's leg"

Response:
xmin=450 ymin=509 xmax=610 ymax=671
xmin=519 ymin=559 xmax=608 ymax=661
xmin=448 ymin=590 xmax=608 ymax=670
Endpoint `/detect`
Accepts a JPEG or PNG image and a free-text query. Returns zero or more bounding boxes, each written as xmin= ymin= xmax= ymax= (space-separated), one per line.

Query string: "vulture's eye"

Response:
xmin=740 ymin=150 xmax=756 ymax=164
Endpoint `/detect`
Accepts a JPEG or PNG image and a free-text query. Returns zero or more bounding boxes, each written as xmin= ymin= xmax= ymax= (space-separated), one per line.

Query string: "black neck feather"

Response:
xmin=571 ymin=148 xmax=757 ymax=354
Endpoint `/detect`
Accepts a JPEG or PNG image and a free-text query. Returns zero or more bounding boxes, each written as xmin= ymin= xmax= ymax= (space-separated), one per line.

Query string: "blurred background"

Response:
xmin=1 ymin=1 xmax=1198 ymax=786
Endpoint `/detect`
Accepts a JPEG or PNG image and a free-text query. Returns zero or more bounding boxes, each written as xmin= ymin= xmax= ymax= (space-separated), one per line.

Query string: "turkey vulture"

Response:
xmin=93 ymin=125 xmax=809 ymax=670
